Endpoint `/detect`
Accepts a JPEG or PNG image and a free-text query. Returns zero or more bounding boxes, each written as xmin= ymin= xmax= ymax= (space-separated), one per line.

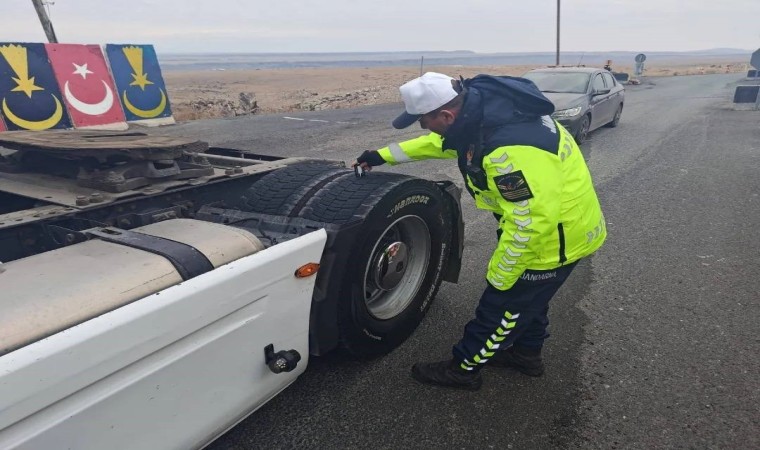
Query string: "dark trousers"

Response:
xmin=452 ymin=262 xmax=578 ymax=370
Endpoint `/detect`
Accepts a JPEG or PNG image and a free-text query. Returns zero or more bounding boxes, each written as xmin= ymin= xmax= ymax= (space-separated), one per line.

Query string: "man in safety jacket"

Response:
xmin=353 ymin=72 xmax=606 ymax=390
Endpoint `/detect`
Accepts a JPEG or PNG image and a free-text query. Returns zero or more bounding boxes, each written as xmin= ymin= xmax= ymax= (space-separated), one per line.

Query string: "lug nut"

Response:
xmin=90 ymin=192 xmax=103 ymax=203
xmin=233 ymin=166 xmax=243 ymax=174
xmin=76 ymin=195 xmax=90 ymax=206
xmin=225 ymin=168 xmax=235 ymax=175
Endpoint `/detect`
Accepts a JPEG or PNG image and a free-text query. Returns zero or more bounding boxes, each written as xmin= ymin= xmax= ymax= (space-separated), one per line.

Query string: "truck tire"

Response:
xmin=237 ymin=161 xmax=346 ymax=215
xmin=301 ymin=173 xmax=452 ymax=357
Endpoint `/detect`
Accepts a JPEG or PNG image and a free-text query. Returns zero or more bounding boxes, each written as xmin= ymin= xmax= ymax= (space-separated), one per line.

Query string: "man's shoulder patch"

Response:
xmin=494 ymin=170 xmax=534 ymax=202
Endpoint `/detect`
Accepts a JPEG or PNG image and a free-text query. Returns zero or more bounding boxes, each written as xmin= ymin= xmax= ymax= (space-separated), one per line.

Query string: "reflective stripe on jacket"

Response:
xmin=377 ymin=133 xmax=457 ymax=164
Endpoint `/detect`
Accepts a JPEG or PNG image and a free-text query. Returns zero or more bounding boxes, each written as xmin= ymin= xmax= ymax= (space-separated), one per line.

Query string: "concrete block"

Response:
xmin=612 ymin=72 xmax=630 ymax=83
xmin=733 ymin=85 xmax=759 ymax=103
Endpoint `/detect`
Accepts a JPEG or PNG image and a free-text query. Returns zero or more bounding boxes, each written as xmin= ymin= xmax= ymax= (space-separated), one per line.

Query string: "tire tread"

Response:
xmin=300 ymin=172 xmax=413 ymax=224
xmin=238 ymin=162 xmax=346 ymax=215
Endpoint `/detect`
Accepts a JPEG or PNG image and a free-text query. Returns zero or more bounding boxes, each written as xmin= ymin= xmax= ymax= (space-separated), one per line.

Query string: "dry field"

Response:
xmin=163 ymin=60 xmax=750 ymax=121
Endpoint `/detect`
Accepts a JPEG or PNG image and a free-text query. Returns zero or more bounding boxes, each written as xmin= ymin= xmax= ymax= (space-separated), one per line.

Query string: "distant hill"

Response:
xmin=159 ymin=49 xmax=753 ymax=72
xmin=683 ymin=48 xmax=753 ymax=54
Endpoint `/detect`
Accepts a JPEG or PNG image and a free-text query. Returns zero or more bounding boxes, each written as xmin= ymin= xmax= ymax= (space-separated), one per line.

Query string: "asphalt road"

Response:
xmin=155 ymin=74 xmax=759 ymax=449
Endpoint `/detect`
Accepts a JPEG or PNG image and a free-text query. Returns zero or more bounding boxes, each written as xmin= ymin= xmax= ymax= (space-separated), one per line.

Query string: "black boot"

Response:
xmin=411 ymin=359 xmax=482 ymax=391
xmin=489 ymin=345 xmax=544 ymax=377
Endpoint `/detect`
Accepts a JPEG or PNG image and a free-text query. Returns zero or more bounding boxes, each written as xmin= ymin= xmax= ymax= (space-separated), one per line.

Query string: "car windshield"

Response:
xmin=523 ymin=72 xmax=591 ymax=94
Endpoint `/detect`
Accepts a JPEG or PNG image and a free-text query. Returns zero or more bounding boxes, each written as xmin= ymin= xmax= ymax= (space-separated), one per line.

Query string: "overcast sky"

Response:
xmin=2 ymin=0 xmax=758 ymax=54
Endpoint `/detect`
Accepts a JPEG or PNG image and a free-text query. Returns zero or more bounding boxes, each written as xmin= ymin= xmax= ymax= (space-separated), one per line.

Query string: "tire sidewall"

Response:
xmin=612 ymin=104 xmax=622 ymax=126
xmin=339 ymin=181 xmax=451 ymax=356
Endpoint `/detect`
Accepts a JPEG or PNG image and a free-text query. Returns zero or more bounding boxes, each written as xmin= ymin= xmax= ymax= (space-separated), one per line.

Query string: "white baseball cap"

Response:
xmin=392 ymin=72 xmax=459 ymax=129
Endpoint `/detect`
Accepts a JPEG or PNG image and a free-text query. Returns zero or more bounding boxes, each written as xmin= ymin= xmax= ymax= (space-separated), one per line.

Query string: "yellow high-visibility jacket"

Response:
xmin=377 ymin=119 xmax=606 ymax=290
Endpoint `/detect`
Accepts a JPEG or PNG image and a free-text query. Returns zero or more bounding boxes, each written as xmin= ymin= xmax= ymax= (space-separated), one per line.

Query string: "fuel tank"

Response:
xmin=0 ymin=219 xmax=264 ymax=356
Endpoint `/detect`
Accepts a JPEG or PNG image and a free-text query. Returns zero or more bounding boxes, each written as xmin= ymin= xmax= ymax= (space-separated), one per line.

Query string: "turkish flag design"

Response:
xmin=46 ymin=44 xmax=126 ymax=128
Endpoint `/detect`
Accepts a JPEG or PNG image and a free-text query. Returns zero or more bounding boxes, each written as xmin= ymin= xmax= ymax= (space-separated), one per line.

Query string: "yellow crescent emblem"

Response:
xmin=2 ymin=94 xmax=64 ymax=130
xmin=122 ymin=88 xmax=167 ymax=119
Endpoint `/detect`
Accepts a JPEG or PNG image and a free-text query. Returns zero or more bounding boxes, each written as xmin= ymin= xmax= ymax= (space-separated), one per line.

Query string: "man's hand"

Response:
xmin=351 ymin=150 xmax=386 ymax=173
xmin=352 ymin=160 xmax=373 ymax=172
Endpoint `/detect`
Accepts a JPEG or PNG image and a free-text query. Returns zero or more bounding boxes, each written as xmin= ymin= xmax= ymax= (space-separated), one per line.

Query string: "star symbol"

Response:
xmin=72 ymin=62 xmax=94 ymax=79
xmin=1 ymin=44 xmax=44 ymax=97
xmin=11 ymin=76 xmax=43 ymax=98
xmin=130 ymin=72 xmax=154 ymax=91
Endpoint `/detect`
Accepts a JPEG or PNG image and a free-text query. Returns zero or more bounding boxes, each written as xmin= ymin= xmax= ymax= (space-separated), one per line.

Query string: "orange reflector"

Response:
xmin=295 ymin=263 xmax=320 ymax=278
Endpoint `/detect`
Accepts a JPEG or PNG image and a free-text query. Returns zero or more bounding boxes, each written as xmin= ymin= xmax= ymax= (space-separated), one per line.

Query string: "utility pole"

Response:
xmin=31 ymin=0 xmax=58 ymax=43
xmin=555 ymin=0 xmax=560 ymax=66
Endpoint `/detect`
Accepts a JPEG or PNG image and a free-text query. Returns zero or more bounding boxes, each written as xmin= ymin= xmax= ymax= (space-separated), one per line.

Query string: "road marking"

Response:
xmin=282 ymin=116 xmax=356 ymax=125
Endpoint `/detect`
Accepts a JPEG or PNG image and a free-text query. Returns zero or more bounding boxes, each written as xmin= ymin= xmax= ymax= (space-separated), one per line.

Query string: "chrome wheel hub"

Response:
xmin=373 ymin=241 xmax=409 ymax=291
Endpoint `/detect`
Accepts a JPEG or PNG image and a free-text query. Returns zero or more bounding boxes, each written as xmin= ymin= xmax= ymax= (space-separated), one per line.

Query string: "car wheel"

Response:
xmin=574 ymin=114 xmax=591 ymax=144
xmin=300 ymin=173 xmax=452 ymax=357
xmin=606 ymin=104 xmax=623 ymax=128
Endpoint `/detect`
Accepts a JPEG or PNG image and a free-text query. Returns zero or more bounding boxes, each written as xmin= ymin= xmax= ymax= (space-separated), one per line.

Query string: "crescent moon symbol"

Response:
xmin=2 ymin=95 xmax=64 ymax=130
xmin=122 ymin=88 xmax=167 ymax=119
xmin=64 ymin=80 xmax=114 ymax=116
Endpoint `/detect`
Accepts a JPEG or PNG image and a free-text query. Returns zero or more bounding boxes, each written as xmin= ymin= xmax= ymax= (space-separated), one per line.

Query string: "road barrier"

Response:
xmin=733 ymin=85 xmax=759 ymax=110
xmin=0 ymin=42 xmax=174 ymax=132
xmin=734 ymin=85 xmax=759 ymax=103
xmin=612 ymin=72 xmax=630 ymax=83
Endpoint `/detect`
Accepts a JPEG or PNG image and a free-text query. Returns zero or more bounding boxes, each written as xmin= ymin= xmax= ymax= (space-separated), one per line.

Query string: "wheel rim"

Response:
xmin=363 ymin=215 xmax=431 ymax=320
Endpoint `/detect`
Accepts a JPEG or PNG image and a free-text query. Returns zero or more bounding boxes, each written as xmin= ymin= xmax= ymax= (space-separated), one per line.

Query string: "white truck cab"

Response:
xmin=0 ymin=131 xmax=463 ymax=449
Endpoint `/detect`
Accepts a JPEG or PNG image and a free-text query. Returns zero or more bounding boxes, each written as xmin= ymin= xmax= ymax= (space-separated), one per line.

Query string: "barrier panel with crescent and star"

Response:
xmin=0 ymin=43 xmax=72 ymax=131
xmin=104 ymin=44 xmax=175 ymax=126
xmin=45 ymin=43 xmax=128 ymax=130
